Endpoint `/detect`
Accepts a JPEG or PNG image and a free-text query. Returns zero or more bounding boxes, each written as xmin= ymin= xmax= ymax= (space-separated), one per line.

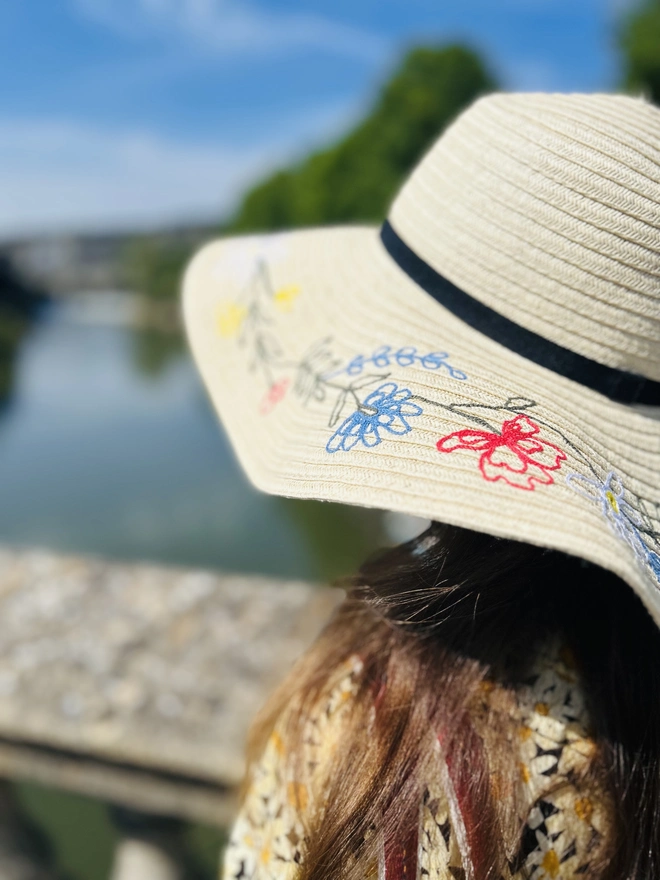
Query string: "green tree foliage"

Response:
xmin=123 ymin=238 xmax=190 ymax=377
xmin=124 ymin=238 xmax=191 ymax=303
xmin=620 ymin=0 xmax=660 ymax=103
xmin=229 ymin=45 xmax=496 ymax=232
xmin=124 ymin=43 xmax=496 ymax=312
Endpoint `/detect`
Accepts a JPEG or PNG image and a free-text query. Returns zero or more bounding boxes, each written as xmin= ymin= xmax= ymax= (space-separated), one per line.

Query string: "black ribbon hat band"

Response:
xmin=380 ymin=220 xmax=660 ymax=406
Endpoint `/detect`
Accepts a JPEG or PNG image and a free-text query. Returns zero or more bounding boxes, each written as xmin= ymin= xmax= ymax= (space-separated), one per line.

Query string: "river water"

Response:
xmin=0 ymin=294 xmax=310 ymax=577
xmin=0 ymin=293 xmax=398 ymax=581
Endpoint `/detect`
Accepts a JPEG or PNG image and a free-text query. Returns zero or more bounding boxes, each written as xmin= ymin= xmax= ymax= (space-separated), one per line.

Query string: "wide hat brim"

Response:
xmin=183 ymin=224 xmax=660 ymax=625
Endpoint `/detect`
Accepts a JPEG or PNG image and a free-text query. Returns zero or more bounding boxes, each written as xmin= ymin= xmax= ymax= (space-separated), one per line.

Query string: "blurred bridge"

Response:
xmin=0 ymin=548 xmax=340 ymax=880
xmin=0 ymin=226 xmax=214 ymax=296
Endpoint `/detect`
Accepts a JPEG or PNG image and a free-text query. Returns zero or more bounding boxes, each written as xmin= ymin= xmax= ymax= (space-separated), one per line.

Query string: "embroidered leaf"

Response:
xmin=329 ymin=390 xmax=349 ymax=428
xmin=503 ymin=397 xmax=537 ymax=412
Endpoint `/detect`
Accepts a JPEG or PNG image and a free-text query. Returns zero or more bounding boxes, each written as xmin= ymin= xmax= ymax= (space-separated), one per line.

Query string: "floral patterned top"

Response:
xmin=223 ymin=645 xmax=611 ymax=880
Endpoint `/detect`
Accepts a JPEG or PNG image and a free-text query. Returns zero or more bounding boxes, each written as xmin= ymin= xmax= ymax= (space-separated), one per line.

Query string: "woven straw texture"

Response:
xmin=183 ymin=93 xmax=660 ymax=626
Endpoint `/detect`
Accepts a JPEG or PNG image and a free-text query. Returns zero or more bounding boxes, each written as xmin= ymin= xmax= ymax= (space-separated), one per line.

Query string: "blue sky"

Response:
xmin=0 ymin=0 xmax=635 ymax=237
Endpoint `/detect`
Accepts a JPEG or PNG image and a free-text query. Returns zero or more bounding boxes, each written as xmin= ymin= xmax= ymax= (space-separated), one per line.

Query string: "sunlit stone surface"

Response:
xmin=0 ymin=549 xmax=341 ymax=822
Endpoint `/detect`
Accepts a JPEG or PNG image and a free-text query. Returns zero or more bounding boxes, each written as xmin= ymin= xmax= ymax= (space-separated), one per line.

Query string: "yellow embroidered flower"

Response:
xmin=259 ymin=844 xmax=271 ymax=865
xmin=605 ymin=489 xmax=619 ymax=514
xmin=541 ymin=850 xmax=560 ymax=878
xmin=287 ymin=782 xmax=308 ymax=810
xmin=273 ymin=284 xmax=301 ymax=312
xmin=216 ymin=301 xmax=247 ymax=338
xmin=270 ymin=731 xmax=284 ymax=756
xmin=574 ymin=796 xmax=593 ymax=822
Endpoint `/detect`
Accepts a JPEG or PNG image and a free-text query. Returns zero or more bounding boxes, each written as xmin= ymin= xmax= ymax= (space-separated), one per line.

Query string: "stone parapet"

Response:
xmin=0 ymin=548 xmax=341 ymax=825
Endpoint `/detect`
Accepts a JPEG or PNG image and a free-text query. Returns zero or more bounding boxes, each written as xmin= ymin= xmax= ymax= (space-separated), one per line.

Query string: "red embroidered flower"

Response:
xmin=436 ymin=414 xmax=566 ymax=491
xmin=260 ymin=378 xmax=290 ymax=416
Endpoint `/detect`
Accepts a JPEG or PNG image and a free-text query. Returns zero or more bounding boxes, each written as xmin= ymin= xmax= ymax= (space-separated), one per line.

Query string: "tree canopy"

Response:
xmin=123 ymin=43 xmax=495 ymax=320
xmin=620 ymin=0 xmax=660 ymax=103
xmin=228 ymin=45 xmax=496 ymax=232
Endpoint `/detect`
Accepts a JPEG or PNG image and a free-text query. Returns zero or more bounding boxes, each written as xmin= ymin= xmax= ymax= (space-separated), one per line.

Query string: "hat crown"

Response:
xmin=389 ymin=92 xmax=660 ymax=382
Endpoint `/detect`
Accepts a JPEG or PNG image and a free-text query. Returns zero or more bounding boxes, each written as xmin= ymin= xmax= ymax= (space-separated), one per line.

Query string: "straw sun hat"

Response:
xmin=183 ymin=93 xmax=660 ymax=624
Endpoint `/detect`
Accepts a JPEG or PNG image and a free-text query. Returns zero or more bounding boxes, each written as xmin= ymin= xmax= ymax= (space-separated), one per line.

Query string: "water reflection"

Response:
xmin=0 ymin=256 xmax=48 ymax=405
xmin=0 ymin=295 xmax=383 ymax=580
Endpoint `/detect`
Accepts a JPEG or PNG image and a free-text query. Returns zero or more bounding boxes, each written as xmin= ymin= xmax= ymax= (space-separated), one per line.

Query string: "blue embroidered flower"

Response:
xmin=567 ymin=471 xmax=660 ymax=585
xmin=323 ymin=345 xmax=467 ymax=382
xmin=648 ymin=550 xmax=660 ymax=582
xmin=326 ymin=382 xmax=422 ymax=454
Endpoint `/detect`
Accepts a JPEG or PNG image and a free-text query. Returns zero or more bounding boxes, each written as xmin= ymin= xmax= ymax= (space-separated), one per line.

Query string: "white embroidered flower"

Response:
xmin=567 ymin=472 xmax=647 ymax=557
xmin=212 ymin=234 xmax=290 ymax=287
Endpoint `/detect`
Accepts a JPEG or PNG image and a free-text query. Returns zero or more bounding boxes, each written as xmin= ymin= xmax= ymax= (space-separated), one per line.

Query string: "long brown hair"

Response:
xmin=247 ymin=523 xmax=660 ymax=879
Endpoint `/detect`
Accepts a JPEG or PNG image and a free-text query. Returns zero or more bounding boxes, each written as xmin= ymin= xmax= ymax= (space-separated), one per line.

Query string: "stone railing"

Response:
xmin=0 ymin=548 xmax=341 ymax=880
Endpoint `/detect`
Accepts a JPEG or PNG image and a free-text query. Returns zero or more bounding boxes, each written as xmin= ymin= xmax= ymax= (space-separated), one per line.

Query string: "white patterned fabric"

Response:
xmin=223 ymin=646 xmax=611 ymax=880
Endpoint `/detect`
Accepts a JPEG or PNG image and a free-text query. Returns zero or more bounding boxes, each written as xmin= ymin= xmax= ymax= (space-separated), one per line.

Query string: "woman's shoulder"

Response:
xmin=223 ymin=656 xmax=364 ymax=880
xmin=223 ymin=644 xmax=612 ymax=880
xmin=496 ymin=643 xmax=610 ymax=879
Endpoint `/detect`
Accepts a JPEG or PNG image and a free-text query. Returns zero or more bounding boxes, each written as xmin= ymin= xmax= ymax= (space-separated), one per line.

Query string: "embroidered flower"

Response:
xmin=216 ymin=301 xmax=247 ymax=338
xmin=212 ymin=235 xmax=289 ymax=287
xmin=325 ymin=345 xmax=467 ymax=381
xmin=260 ymin=378 xmax=290 ymax=416
xmin=525 ymin=830 xmax=561 ymax=880
xmin=436 ymin=414 xmax=566 ymax=491
xmin=649 ymin=550 xmax=660 ymax=582
xmin=326 ymin=382 xmax=422 ymax=454
xmin=273 ymin=284 xmax=300 ymax=312
xmin=567 ymin=472 xmax=639 ymax=545
xmin=567 ymin=472 xmax=660 ymax=584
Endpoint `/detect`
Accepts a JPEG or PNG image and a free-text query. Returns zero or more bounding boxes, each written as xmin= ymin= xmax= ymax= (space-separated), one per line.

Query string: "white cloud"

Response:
xmin=73 ymin=0 xmax=387 ymax=62
xmin=0 ymin=98 xmax=359 ymax=238
xmin=500 ymin=58 xmax=567 ymax=91
xmin=0 ymin=120 xmax=260 ymax=237
xmin=607 ymin=0 xmax=638 ymax=15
